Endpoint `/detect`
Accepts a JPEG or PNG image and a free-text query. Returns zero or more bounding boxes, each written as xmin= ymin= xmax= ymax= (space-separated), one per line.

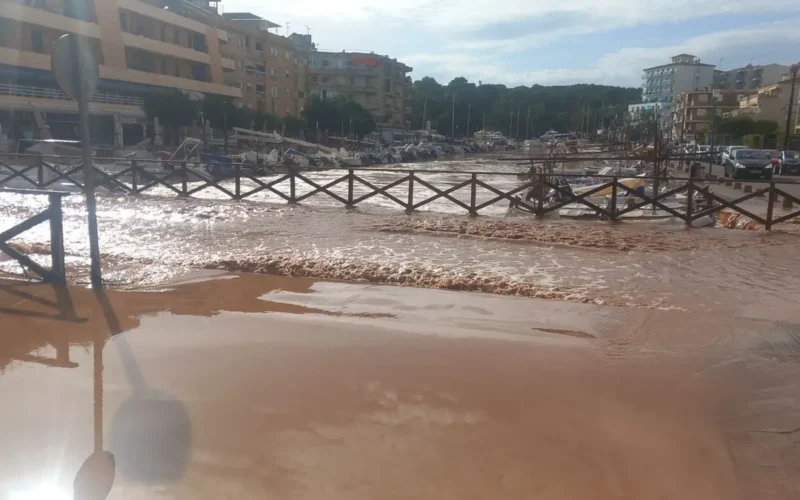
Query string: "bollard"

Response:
xmin=783 ymin=196 xmax=794 ymax=210
xmin=725 ymin=180 xmax=733 ymax=186
xmin=734 ymin=181 xmax=742 ymax=189
xmin=743 ymin=185 xmax=752 ymax=193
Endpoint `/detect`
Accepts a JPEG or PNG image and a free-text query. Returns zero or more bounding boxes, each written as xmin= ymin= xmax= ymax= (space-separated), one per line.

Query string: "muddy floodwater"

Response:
xmin=2 ymin=157 xmax=800 ymax=498
xmin=2 ymin=157 xmax=800 ymax=319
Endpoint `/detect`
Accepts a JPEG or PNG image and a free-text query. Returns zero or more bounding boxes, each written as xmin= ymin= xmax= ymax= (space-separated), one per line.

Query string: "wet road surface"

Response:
xmin=1 ymin=276 xmax=799 ymax=499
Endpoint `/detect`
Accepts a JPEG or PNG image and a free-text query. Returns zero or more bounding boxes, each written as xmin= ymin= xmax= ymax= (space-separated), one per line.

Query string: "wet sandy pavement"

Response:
xmin=1 ymin=275 xmax=800 ymax=499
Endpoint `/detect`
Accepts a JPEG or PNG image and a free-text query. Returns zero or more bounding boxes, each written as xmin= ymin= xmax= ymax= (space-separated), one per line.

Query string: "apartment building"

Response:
xmin=672 ymin=88 xmax=754 ymax=140
xmin=636 ymin=54 xmax=715 ymax=129
xmin=0 ymin=0 xmax=308 ymax=147
xmin=308 ymin=50 xmax=412 ymax=127
xmin=219 ymin=13 xmax=308 ymax=117
xmin=715 ymin=63 xmax=790 ymax=90
xmin=730 ymin=77 xmax=799 ymax=127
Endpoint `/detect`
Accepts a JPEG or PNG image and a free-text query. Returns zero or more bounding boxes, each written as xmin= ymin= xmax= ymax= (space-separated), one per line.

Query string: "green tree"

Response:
xmin=303 ymin=95 xmax=375 ymax=138
xmin=407 ymin=78 xmax=641 ymax=139
xmin=281 ymin=115 xmax=307 ymax=137
xmin=142 ymin=89 xmax=199 ymax=144
xmin=717 ymin=116 xmax=780 ymax=140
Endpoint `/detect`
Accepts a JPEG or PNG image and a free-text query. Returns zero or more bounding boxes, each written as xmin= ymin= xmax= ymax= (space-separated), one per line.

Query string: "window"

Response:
xmin=235 ymin=80 xmax=243 ymax=89
xmin=321 ymin=76 xmax=329 ymax=83
xmin=285 ymin=51 xmax=290 ymax=60
xmin=285 ymin=70 xmax=290 ymax=79
xmin=272 ymin=86 xmax=279 ymax=98
xmin=161 ymin=57 xmax=167 ymax=74
xmin=321 ymin=59 xmax=330 ymax=67
xmin=298 ymin=91 xmax=305 ymax=98
xmin=697 ymin=109 xmax=707 ymax=117
xmin=160 ymin=25 xmax=166 ymax=42
xmin=119 ymin=12 xmax=128 ymax=31
xmin=237 ymin=59 xmax=243 ymax=69
xmin=173 ymin=29 xmax=180 ymax=45
xmin=285 ymin=88 xmax=290 ymax=97
xmin=30 ymin=28 xmax=44 ymax=53
xmin=271 ymin=47 xmax=279 ymax=57
xmin=270 ymin=67 xmax=277 ymax=76
xmin=286 ymin=107 xmax=290 ymax=113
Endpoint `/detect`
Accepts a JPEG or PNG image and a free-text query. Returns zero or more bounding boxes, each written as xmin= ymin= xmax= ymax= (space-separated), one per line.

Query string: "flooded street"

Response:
xmin=2 ymin=158 xmax=800 ymax=319
xmin=1 ymin=276 xmax=799 ymax=499
xmin=2 ymin=154 xmax=800 ymax=498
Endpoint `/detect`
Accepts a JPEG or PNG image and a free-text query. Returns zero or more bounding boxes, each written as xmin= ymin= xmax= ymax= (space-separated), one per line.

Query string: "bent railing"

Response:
xmin=0 ymin=188 xmax=69 ymax=283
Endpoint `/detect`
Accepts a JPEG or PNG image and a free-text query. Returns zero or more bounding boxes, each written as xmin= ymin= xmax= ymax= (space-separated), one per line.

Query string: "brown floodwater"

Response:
xmin=2 ymin=275 xmax=799 ymax=499
xmin=1 ymin=157 xmax=800 ymax=321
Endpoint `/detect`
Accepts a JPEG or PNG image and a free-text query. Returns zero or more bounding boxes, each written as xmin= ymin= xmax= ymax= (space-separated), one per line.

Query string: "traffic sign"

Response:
xmin=52 ymin=33 xmax=99 ymax=101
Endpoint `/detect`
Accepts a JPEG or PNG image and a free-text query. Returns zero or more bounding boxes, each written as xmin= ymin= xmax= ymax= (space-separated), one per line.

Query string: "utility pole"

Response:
xmin=783 ymin=64 xmax=798 ymax=150
xmin=515 ymin=103 xmax=521 ymax=139
xmin=508 ymin=110 xmax=513 ymax=139
xmin=482 ymin=112 xmax=486 ymax=139
xmin=709 ymin=89 xmax=720 ymax=175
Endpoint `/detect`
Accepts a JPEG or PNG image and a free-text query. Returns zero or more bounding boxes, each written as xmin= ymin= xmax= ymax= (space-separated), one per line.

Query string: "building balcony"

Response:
xmin=221 ymin=57 xmax=235 ymax=71
xmin=117 ymin=0 xmax=214 ymax=37
xmin=122 ymin=32 xmax=211 ymax=64
xmin=1 ymin=1 xmax=102 ymax=38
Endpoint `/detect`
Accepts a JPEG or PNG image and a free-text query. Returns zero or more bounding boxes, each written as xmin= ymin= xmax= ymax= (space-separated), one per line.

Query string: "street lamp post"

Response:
xmin=709 ymin=89 xmax=721 ymax=175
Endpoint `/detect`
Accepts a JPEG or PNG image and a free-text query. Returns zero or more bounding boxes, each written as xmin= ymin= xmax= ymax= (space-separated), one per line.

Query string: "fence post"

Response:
xmin=48 ymin=193 xmax=65 ymax=283
xmin=181 ymin=160 xmax=188 ymax=196
xmin=470 ymin=173 xmax=477 ymax=216
xmin=348 ymin=169 xmax=354 ymax=207
xmin=686 ymin=178 xmax=694 ymax=226
xmin=766 ymin=181 xmax=775 ymax=231
xmin=289 ymin=168 xmax=296 ymax=204
xmin=131 ymin=159 xmax=138 ymax=194
xmin=37 ymin=158 xmax=44 ymax=187
xmin=234 ymin=164 xmax=241 ymax=200
xmin=537 ymin=173 xmax=545 ymax=216
xmin=610 ymin=176 xmax=618 ymax=221
xmin=407 ymin=172 xmax=415 ymax=212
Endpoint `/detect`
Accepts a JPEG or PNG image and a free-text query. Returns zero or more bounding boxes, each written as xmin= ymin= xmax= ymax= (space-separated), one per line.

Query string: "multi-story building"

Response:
xmin=308 ymin=49 xmax=412 ymax=128
xmin=641 ymin=54 xmax=716 ymax=105
xmin=672 ymin=88 xmax=754 ymax=140
xmin=219 ymin=13 xmax=308 ymax=117
xmin=636 ymin=54 xmax=716 ymax=129
xmin=715 ymin=63 xmax=790 ymax=90
xmin=732 ymin=77 xmax=799 ymax=125
xmin=0 ymin=0 xmax=308 ymax=147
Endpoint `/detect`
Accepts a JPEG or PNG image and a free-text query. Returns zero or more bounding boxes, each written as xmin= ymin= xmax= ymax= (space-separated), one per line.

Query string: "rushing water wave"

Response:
xmin=1 ymin=158 xmax=799 ymax=319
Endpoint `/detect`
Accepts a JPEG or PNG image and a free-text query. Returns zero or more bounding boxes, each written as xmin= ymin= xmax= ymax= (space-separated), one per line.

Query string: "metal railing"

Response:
xmin=1 ymin=155 xmax=799 ymax=229
xmin=0 ymin=187 xmax=68 ymax=283
xmin=0 ymin=84 xmax=145 ymax=107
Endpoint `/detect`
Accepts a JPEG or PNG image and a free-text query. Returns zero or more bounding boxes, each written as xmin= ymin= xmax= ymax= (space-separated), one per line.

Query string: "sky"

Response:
xmin=221 ymin=0 xmax=800 ymax=88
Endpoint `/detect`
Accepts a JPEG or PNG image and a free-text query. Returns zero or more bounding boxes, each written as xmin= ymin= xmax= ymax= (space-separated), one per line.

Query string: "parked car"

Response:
xmin=781 ymin=150 xmax=800 ymax=175
xmin=721 ymin=145 xmax=747 ymax=166
xmin=724 ymin=148 xmax=773 ymax=180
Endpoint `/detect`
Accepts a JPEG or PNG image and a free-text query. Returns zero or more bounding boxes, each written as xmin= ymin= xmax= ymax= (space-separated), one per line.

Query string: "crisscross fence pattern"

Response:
xmin=2 ymin=155 xmax=800 ymax=229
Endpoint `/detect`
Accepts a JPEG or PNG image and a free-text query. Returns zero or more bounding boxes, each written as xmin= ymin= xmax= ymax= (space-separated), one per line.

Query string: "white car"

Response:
xmin=721 ymin=145 xmax=747 ymax=166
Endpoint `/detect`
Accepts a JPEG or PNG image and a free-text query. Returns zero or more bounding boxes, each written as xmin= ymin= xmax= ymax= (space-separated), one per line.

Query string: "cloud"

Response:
xmin=405 ymin=17 xmax=800 ymax=87
xmin=222 ymin=0 xmax=800 ymax=87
